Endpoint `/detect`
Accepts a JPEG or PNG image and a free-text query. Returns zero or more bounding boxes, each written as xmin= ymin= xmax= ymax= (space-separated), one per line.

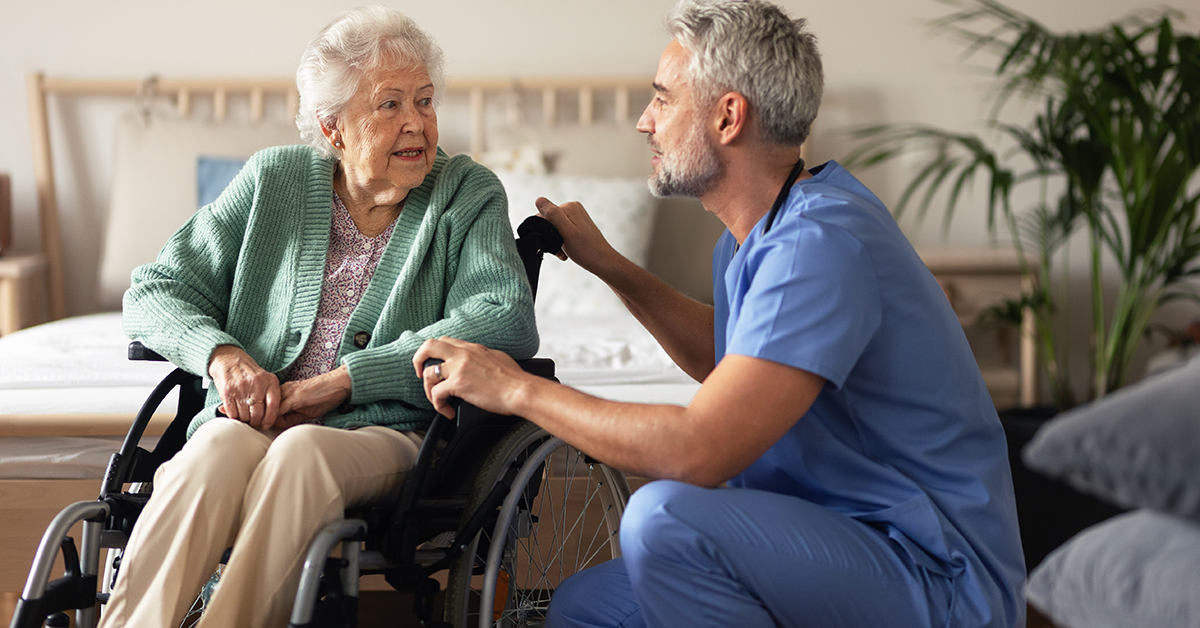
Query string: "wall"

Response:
xmin=0 ymin=0 xmax=1195 ymax=394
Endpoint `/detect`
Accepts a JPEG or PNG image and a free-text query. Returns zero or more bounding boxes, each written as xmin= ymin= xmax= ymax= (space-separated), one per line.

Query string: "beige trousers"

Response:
xmin=97 ymin=418 xmax=421 ymax=628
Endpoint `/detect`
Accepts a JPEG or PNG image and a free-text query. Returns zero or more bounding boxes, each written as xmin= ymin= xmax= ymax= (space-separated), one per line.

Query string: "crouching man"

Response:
xmin=415 ymin=1 xmax=1025 ymax=626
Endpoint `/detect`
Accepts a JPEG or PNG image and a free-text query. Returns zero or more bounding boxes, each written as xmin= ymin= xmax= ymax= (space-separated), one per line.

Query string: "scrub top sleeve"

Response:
xmin=725 ymin=221 xmax=882 ymax=389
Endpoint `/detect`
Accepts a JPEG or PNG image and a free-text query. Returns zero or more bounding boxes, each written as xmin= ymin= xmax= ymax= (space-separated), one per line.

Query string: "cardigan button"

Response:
xmin=353 ymin=331 xmax=371 ymax=348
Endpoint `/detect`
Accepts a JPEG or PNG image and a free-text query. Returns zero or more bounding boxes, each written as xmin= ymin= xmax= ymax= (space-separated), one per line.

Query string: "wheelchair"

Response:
xmin=11 ymin=216 xmax=630 ymax=628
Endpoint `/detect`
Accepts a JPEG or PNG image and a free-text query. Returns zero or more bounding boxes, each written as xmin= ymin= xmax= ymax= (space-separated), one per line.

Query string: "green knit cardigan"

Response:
xmin=123 ymin=145 xmax=538 ymax=438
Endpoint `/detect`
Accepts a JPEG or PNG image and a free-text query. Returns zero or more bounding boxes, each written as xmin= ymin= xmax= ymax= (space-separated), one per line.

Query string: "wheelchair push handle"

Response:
xmin=516 ymin=215 xmax=563 ymax=256
xmin=515 ymin=215 xmax=562 ymax=301
xmin=421 ymin=358 xmax=462 ymax=411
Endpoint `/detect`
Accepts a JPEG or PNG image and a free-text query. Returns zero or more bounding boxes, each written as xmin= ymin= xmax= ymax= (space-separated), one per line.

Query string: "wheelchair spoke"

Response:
xmin=178 ymin=564 xmax=222 ymax=628
xmin=446 ymin=424 xmax=628 ymax=628
xmin=496 ymin=450 xmax=622 ymax=626
xmin=574 ymin=478 xmax=616 ymax=569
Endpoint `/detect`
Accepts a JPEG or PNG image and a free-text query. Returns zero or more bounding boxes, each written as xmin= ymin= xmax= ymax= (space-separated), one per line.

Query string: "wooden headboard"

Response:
xmin=26 ymin=73 xmax=660 ymax=321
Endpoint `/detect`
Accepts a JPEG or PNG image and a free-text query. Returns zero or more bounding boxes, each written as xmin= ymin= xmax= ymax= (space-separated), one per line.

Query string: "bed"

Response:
xmin=0 ymin=74 xmax=732 ymax=605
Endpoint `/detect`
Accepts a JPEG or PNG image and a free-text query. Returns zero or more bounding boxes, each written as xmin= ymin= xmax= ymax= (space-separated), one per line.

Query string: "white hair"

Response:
xmin=295 ymin=6 xmax=445 ymax=159
xmin=667 ymin=0 xmax=823 ymax=146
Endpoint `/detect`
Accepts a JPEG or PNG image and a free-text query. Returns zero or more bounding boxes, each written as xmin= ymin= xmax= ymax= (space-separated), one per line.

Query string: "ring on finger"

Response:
xmin=433 ymin=363 xmax=445 ymax=381
xmin=246 ymin=397 xmax=262 ymax=405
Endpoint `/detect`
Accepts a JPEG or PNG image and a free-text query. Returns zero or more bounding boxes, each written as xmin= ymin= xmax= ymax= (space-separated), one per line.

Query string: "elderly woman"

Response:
xmin=99 ymin=7 xmax=536 ymax=628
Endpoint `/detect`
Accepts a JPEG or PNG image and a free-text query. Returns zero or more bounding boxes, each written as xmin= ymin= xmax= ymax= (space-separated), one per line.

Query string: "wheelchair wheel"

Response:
xmin=443 ymin=421 xmax=630 ymax=628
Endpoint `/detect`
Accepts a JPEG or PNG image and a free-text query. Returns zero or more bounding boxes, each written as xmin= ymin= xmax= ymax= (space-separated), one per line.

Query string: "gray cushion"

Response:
xmin=1027 ymin=509 xmax=1200 ymax=628
xmin=1022 ymin=355 xmax=1200 ymax=519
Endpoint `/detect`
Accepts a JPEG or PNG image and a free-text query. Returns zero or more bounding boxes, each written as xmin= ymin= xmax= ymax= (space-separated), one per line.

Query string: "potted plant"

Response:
xmin=844 ymin=0 xmax=1200 ymax=410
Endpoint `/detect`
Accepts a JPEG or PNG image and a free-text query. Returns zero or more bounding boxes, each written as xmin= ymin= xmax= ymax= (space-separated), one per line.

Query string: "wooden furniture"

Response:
xmin=0 ymin=253 xmax=47 ymax=336
xmin=1 ymin=173 xmax=12 ymax=253
xmin=919 ymin=247 xmax=1037 ymax=408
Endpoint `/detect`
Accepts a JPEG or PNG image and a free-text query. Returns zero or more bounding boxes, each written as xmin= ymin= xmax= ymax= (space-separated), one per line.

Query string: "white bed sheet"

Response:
xmin=0 ymin=313 xmax=177 ymax=391
xmin=0 ymin=436 xmax=160 ymax=480
xmin=0 ymin=310 xmax=699 ymax=479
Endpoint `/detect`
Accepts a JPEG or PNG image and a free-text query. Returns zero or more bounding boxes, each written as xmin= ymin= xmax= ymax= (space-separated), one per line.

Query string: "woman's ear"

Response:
xmin=713 ymin=92 xmax=748 ymax=145
xmin=320 ymin=118 xmax=343 ymax=149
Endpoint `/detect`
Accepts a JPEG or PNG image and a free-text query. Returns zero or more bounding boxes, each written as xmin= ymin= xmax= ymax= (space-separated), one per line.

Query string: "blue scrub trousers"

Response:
xmin=547 ymin=481 xmax=952 ymax=628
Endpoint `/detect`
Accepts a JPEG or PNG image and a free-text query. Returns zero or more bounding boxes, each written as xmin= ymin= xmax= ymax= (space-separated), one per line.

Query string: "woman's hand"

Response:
xmin=534 ymin=198 xmax=622 ymax=274
xmin=277 ymin=366 xmax=353 ymax=430
xmin=413 ymin=337 xmax=533 ymax=419
xmin=208 ymin=345 xmax=281 ymax=430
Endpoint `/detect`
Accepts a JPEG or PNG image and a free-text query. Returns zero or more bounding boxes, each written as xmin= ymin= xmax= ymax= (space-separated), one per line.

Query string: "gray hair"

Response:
xmin=296 ymin=6 xmax=445 ymax=159
xmin=667 ymin=0 xmax=823 ymax=147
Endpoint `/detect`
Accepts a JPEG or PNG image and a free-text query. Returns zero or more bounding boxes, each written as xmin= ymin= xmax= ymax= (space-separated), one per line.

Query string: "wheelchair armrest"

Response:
xmin=128 ymin=341 xmax=167 ymax=362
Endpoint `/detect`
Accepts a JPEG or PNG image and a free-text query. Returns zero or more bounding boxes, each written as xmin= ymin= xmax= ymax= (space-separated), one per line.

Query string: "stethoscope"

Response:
xmin=761 ymin=157 xmax=806 ymax=234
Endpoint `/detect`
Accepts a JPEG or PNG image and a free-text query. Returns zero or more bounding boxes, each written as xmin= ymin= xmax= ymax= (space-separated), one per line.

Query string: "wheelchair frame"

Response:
xmin=288 ymin=408 xmax=629 ymax=628
xmin=10 ymin=216 xmax=630 ymax=628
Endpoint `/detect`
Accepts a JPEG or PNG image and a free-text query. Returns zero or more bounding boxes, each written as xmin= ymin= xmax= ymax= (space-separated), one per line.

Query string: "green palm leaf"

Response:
xmin=843 ymin=0 xmax=1200 ymax=407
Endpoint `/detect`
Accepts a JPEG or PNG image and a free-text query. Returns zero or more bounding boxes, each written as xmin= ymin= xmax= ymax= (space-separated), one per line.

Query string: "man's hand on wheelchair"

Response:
xmin=414 ymin=337 xmax=531 ymax=419
xmin=534 ymin=197 xmax=622 ymax=276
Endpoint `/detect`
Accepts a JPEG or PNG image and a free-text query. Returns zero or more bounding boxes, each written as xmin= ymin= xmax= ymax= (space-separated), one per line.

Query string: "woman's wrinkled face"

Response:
xmin=331 ymin=63 xmax=439 ymax=202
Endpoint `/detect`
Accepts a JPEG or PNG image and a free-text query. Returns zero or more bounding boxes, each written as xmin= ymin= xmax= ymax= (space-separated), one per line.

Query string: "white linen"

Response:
xmin=539 ymin=313 xmax=694 ymax=386
xmin=0 ymin=311 xmax=695 ymax=410
xmin=0 ymin=436 xmax=160 ymax=480
xmin=0 ymin=312 xmax=176 ymax=390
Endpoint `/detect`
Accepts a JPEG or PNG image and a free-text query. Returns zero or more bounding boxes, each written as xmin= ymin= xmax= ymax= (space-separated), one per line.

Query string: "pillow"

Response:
xmin=497 ymin=171 xmax=657 ymax=316
xmin=197 ymin=157 xmax=247 ymax=207
xmin=1026 ymin=509 xmax=1200 ymax=628
xmin=1022 ymin=353 xmax=1200 ymax=520
xmin=100 ymin=112 xmax=300 ymax=309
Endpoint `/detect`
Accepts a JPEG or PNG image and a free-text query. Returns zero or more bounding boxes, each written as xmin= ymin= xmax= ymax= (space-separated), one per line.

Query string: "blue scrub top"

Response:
xmin=713 ymin=161 xmax=1025 ymax=628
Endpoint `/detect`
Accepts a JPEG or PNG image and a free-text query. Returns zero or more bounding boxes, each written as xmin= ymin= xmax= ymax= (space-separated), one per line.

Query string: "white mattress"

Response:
xmin=0 ymin=313 xmax=178 ymax=392
xmin=0 ymin=311 xmax=699 ymax=478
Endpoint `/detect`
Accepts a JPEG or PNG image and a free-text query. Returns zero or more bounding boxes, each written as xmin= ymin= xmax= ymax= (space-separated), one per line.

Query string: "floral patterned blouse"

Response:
xmin=286 ymin=192 xmax=397 ymax=382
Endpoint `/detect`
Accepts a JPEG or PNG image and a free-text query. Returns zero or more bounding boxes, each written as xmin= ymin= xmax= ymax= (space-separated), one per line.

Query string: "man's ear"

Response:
xmin=712 ymin=92 xmax=748 ymax=145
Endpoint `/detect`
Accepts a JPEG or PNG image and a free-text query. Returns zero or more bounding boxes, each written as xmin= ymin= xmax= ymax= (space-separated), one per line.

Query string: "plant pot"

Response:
xmin=999 ymin=407 xmax=1126 ymax=571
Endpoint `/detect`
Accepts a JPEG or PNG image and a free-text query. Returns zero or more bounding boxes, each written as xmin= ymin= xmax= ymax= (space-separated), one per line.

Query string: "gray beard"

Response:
xmin=647 ymin=133 xmax=721 ymax=199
